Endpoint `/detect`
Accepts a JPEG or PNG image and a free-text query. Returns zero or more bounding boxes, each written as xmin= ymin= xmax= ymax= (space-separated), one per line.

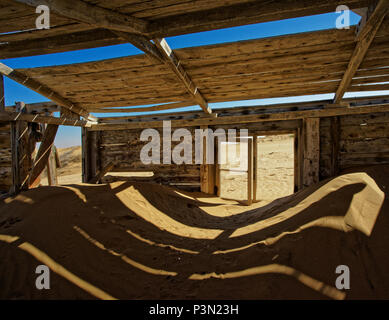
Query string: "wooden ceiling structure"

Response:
xmin=0 ymin=0 xmax=388 ymax=123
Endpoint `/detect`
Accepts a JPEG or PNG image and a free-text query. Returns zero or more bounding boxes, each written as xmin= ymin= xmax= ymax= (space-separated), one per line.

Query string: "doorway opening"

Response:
xmin=217 ymin=133 xmax=295 ymax=205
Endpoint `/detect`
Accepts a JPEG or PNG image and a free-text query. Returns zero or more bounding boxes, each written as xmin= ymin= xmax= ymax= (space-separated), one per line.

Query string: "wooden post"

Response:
xmin=200 ymin=131 xmax=209 ymax=193
xmin=297 ymin=126 xmax=304 ymax=191
xmin=46 ymin=147 xmax=58 ymax=186
xmin=10 ymin=102 xmax=26 ymax=194
xmin=303 ymin=118 xmax=320 ymax=188
xmin=28 ymin=124 xmax=59 ymax=187
xmin=82 ymin=127 xmax=89 ymax=183
xmin=247 ymin=138 xmax=253 ymax=206
xmin=330 ymin=116 xmax=340 ymax=177
xmin=293 ymin=129 xmax=299 ymax=193
xmin=253 ymin=135 xmax=258 ymax=203
xmin=10 ymin=121 xmax=20 ymax=195
xmin=0 ymin=75 xmax=5 ymax=112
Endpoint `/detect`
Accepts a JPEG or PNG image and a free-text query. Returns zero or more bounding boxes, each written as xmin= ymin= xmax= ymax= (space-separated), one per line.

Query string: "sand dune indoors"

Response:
xmin=1 ymin=165 xmax=389 ymax=300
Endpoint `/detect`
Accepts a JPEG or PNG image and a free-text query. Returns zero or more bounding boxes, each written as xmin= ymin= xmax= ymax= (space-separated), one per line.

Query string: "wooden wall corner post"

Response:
xmin=0 ymin=75 xmax=5 ymax=112
xmin=82 ymin=127 xmax=99 ymax=184
xmin=247 ymin=138 xmax=254 ymax=206
xmin=303 ymin=118 xmax=320 ymax=188
xmin=82 ymin=127 xmax=89 ymax=183
xmin=200 ymin=125 xmax=216 ymax=194
xmin=294 ymin=128 xmax=300 ymax=193
xmin=46 ymin=146 xmax=58 ymax=186
xmin=10 ymin=102 xmax=27 ymax=195
xmin=330 ymin=116 xmax=341 ymax=177
xmin=253 ymin=135 xmax=258 ymax=203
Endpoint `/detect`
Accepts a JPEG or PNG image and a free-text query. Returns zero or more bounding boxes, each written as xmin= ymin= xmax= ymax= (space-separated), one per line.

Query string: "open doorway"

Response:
xmin=217 ymin=134 xmax=295 ymax=205
xmin=255 ymin=134 xmax=295 ymax=201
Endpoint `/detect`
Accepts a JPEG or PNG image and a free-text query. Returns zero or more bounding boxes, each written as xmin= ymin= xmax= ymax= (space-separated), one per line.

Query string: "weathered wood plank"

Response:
xmin=330 ymin=117 xmax=340 ymax=177
xmin=0 ymin=75 xmax=4 ymax=112
xmin=303 ymin=118 xmax=320 ymax=187
xmin=28 ymin=124 xmax=59 ymax=188
xmin=333 ymin=0 xmax=389 ymax=103
xmin=90 ymin=103 xmax=389 ymax=131
xmin=13 ymin=0 xmax=149 ymax=34
xmin=154 ymin=38 xmax=211 ymax=114
xmin=0 ymin=63 xmax=92 ymax=120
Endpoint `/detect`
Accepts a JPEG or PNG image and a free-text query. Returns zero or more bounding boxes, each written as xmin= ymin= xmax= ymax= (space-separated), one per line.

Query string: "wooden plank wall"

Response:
xmin=84 ymin=112 xmax=389 ymax=194
xmin=320 ymin=112 xmax=389 ymax=179
xmin=92 ymin=127 xmax=201 ymax=189
xmin=0 ymin=122 xmax=11 ymax=191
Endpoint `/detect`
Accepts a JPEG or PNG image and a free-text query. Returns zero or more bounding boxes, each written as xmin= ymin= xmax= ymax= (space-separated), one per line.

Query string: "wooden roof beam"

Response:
xmin=147 ymin=0 xmax=372 ymax=38
xmin=334 ymin=0 xmax=389 ymax=104
xmin=153 ymin=38 xmax=211 ymax=114
xmin=0 ymin=62 xmax=94 ymax=121
xmin=12 ymin=0 xmax=149 ymax=34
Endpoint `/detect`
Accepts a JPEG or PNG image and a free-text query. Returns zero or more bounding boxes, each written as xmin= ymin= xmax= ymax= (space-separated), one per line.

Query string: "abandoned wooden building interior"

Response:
xmin=1 ymin=0 xmax=389 ymax=201
xmin=1 ymin=0 xmax=389 ymax=301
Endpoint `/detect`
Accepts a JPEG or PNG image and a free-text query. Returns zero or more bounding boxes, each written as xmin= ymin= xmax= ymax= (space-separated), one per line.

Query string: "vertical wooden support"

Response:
xmin=46 ymin=147 xmax=58 ymax=186
xmin=293 ymin=129 xmax=299 ymax=192
xmin=200 ymin=133 xmax=210 ymax=193
xmin=297 ymin=126 xmax=304 ymax=191
xmin=200 ymin=125 xmax=216 ymax=194
xmin=215 ymin=137 xmax=220 ymax=197
xmin=247 ymin=138 xmax=253 ymax=206
xmin=10 ymin=102 xmax=27 ymax=194
xmin=0 ymin=75 xmax=5 ymax=112
xmin=28 ymin=124 xmax=59 ymax=187
xmin=10 ymin=121 xmax=20 ymax=195
xmin=82 ymin=128 xmax=99 ymax=183
xmin=303 ymin=118 xmax=320 ymax=188
xmin=253 ymin=135 xmax=258 ymax=203
xmin=90 ymin=131 xmax=98 ymax=181
xmin=330 ymin=116 xmax=341 ymax=177
xmin=82 ymin=127 xmax=89 ymax=183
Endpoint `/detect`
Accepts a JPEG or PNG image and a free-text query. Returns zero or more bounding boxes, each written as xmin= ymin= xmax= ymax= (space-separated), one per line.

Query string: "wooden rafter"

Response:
xmin=0 ymin=112 xmax=88 ymax=127
xmin=112 ymin=31 xmax=164 ymax=64
xmin=90 ymin=102 xmax=389 ymax=131
xmin=13 ymin=0 xmax=148 ymax=34
xmin=0 ymin=62 xmax=93 ymax=120
xmin=333 ymin=0 xmax=389 ymax=103
xmin=154 ymin=38 xmax=211 ymax=114
xmin=87 ymin=101 xmax=195 ymax=114
xmin=148 ymin=0 xmax=372 ymax=38
xmin=113 ymin=34 xmax=211 ymax=114
xmin=1 ymin=1 xmax=371 ymax=60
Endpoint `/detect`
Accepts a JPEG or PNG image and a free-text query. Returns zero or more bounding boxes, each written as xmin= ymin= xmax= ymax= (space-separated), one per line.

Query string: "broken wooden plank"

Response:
xmin=90 ymin=161 xmax=116 ymax=184
xmin=28 ymin=124 xmax=59 ymax=188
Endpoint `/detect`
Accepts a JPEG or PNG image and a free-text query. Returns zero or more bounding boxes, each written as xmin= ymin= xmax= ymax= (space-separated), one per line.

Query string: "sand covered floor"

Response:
xmin=1 ymin=165 xmax=389 ymax=300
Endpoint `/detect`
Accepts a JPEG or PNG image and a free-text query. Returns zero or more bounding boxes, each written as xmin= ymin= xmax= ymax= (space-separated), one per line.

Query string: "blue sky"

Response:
xmin=2 ymin=11 xmax=388 ymax=148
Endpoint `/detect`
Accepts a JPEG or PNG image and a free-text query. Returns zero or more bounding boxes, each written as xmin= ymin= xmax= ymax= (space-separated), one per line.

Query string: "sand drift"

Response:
xmin=1 ymin=165 xmax=389 ymax=300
